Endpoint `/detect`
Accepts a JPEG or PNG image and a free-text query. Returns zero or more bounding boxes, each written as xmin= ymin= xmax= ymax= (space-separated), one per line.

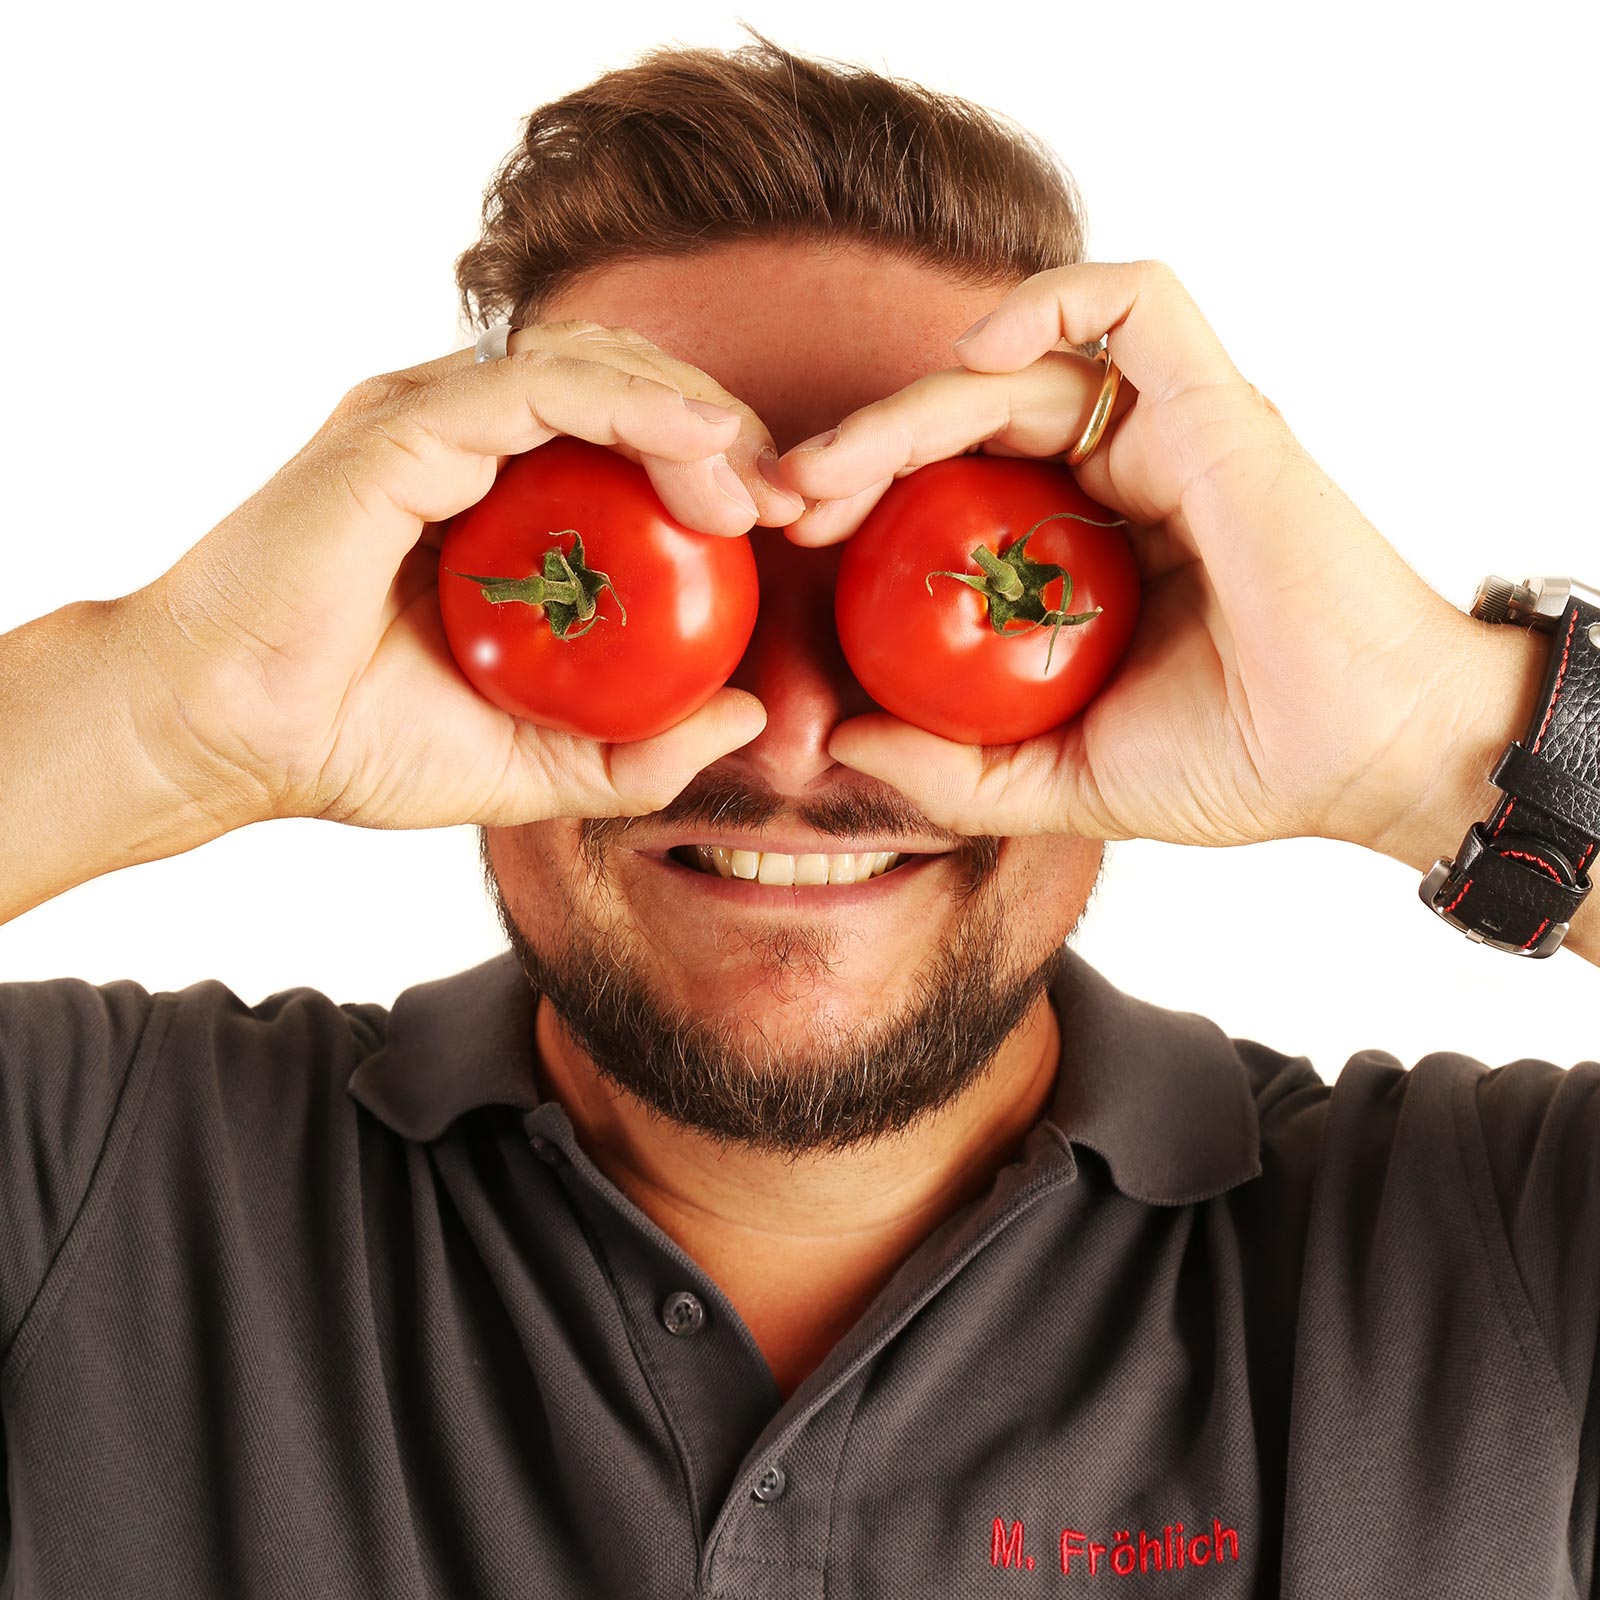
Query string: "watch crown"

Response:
xmin=1470 ymin=574 xmax=1515 ymax=624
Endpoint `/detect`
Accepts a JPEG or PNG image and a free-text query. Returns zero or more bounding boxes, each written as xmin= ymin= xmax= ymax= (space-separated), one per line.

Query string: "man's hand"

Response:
xmin=124 ymin=322 xmax=804 ymax=834
xmin=0 ymin=323 xmax=810 ymax=922
xmin=773 ymin=260 xmax=1526 ymax=864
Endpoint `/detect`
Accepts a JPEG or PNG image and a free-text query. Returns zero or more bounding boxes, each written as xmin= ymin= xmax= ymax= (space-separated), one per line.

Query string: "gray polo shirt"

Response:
xmin=1 ymin=947 xmax=1594 ymax=1598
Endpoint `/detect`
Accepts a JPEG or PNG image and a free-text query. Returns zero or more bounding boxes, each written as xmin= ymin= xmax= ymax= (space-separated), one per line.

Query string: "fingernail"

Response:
xmin=685 ymin=397 xmax=739 ymax=424
xmin=757 ymin=446 xmax=806 ymax=503
xmin=791 ymin=426 xmax=840 ymax=453
xmin=713 ymin=458 xmax=758 ymax=516
xmin=954 ymin=312 xmax=992 ymax=345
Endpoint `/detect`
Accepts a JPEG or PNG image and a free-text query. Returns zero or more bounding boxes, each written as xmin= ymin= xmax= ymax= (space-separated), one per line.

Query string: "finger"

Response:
xmin=773 ymin=354 xmax=1139 ymax=531
xmin=951 ymin=260 xmax=1242 ymax=408
xmin=497 ymin=687 xmax=768 ymax=825
xmin=645 ymin=445 xmax=808 ymax=537
xmin=540 ymin=322 xmax=807 ymax=532
xmin=826 ymin=713 xmax=1115 ymax=839
xmin=321 ymin=340 xmax=732 ymax=534
xmin=296 ymin=340 xmax=749 ymax=584
xmin=780 ymin=477 xmax=895 ymax=549
xmin=385 ymin=324 xmax=801 ymax=533
xmin=422 ymin=444 xmax=800 ymax=550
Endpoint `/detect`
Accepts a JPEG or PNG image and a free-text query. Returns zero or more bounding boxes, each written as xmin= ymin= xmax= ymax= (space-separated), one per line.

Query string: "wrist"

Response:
xmin=112 ymin=587 xmax=279 ymax=837
xmin=1345 ymin=600 xmax=1599 ymax=964
xmin=1357 ymin=607 xmax=1549 ymax=876
xmin=0 ymin=596 xmax=263 ymax=925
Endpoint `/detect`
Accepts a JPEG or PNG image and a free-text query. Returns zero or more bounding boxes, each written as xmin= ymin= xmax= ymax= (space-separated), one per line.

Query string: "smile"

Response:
xmin=669 ymin=845 xmax=911 ymax=885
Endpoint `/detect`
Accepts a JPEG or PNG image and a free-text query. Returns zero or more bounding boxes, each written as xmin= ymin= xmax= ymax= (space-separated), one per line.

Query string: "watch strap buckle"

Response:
xmin=1420 ymin=821 xmax=1581 ymax=957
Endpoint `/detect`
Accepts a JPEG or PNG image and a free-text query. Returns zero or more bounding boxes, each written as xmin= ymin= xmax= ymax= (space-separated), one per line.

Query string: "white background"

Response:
xmin=2 ymin=0 xmax=1595 ymax=1074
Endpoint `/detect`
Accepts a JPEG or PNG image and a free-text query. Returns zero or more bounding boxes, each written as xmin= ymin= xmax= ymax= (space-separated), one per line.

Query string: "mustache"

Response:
xmin=580 ymin=767 xmax=1001 ymax=891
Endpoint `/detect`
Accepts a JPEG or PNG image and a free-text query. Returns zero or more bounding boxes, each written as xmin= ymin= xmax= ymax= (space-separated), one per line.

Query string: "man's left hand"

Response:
xmin=774 ymin=259 xmax=1542 ymax=861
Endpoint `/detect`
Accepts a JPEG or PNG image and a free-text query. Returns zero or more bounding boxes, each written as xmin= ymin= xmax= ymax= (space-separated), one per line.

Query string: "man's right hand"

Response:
xmin=119 ymin=321 xmax=799 ymax=834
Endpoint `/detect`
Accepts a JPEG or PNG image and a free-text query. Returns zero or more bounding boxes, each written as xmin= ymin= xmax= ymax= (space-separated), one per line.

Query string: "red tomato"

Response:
xmin=835 ymin=456 xmax=1140 ymax=745
xmin=439 ymin=436 xmax=758 ymax=742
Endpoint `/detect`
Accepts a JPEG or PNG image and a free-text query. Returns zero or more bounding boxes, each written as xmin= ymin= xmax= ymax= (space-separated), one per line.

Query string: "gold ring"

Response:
xmin=1063 ymin=344 xmax=1122 ymax=467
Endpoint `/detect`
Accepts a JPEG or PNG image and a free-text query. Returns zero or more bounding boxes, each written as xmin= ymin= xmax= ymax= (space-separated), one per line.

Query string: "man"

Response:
xmin=2 ymin=31 xmax=1595 ymax=1599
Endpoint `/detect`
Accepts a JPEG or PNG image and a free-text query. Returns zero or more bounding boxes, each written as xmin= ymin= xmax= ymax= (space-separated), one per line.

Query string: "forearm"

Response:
xmin=1359 ymin=615 xmax=1599 ymax=968
xmin=0 ymin=598 xmax=252 ymax=926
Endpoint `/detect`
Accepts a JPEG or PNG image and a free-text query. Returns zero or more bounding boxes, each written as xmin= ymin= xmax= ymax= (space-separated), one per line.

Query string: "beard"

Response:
xmin=476 ymin=780 xmax=1089 ymax=1161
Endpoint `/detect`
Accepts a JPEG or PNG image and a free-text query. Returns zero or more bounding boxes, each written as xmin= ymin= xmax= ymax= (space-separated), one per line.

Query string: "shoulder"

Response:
xmin=125 ymin=975 xmax=392 ymax=1155
xmin=1 ymin=968 xmax=388 ymax=1069
xmin=1 ymin=970 xmax=394 ymax=1165
xmin=154 ymin=972 xmax=390 ymax=1080
xmin=0 ymin=973 xmax=393 ymax=1367
xmin=1221 ymin=1021 xmax=1598 ymax=1180
xmin=1283 ymin=1038 xmax=1597 ymax=1193
xmin=0 ymin=972 xmax=168 ymax=1081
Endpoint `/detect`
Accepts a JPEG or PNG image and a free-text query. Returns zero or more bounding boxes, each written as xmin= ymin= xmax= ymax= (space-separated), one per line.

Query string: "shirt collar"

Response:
xmin=347 ymin=946 xmax=1261 ymax=1206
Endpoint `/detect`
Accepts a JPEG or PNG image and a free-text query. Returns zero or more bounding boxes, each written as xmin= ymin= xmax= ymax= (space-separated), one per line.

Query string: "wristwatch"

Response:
xmin=1419 ymin=575 xmax=1600 ymax=957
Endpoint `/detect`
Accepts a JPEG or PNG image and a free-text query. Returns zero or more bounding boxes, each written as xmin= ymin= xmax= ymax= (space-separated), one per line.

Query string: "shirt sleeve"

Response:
xmin=0 ymin=977 xmax=161 ymax=1367
xmin=1470 ymin=1053 xmax=1600 ymax=1533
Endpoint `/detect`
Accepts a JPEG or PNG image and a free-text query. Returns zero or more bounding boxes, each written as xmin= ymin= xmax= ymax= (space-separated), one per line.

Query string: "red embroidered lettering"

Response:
xmin=1010 ymin=1512 xmax=1244 ymax=1579
xmin=991 ymin=1518 xmax=1026 ymax=1568
xmin=1110 ymin=1530 xmax=1136 ymax=1575
xmin=1058 ymin=1529 xmax=1087 ymax=1575
xmin=1213 ymin=1518 xmax=1240 ymax=1563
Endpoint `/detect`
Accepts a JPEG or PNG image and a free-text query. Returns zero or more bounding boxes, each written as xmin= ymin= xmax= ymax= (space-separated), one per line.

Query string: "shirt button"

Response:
xmin=529 ymin=1136 xmax=564 ymax=1165
xmin=752 ymin=1463 xmax=787 ymax=1503
xmin=660 ymin=1290 xmax=707 ymax=1336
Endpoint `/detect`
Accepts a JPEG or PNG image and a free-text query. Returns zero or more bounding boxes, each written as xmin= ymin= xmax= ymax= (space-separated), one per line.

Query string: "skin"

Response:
xmin=484 ymin=239 xmax=1102 ymax=1399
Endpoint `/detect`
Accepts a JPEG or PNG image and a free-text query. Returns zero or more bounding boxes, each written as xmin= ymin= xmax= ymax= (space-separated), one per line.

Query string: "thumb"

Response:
xmin=597 ymin=687 xmax=767 ymax=814
xmin=828 ymin=712 xmax=1099 ymax=838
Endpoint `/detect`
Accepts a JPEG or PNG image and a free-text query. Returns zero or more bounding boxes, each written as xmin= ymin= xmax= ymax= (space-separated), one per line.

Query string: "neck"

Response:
xmin=532 ymin=992 xmax=1061 ymax=1394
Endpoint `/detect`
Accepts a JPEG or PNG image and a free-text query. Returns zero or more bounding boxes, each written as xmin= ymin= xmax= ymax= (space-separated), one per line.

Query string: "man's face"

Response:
xmin=483 ymin=238 xmax=1104 ymax=1155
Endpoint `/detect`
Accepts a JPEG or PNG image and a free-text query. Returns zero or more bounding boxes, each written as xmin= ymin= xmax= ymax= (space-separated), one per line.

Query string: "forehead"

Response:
xmin=537 ymin=239 xmax=1009 ymax=436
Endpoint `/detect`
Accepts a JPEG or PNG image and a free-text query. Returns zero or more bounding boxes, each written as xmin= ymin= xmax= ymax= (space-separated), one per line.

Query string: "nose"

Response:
xmin=721 ymin=531 xmax=880 ymax=793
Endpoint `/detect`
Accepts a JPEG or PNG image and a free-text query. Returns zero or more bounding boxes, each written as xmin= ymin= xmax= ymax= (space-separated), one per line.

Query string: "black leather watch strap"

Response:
xmin=1421 ymin=588 xmax=1600 ymax=955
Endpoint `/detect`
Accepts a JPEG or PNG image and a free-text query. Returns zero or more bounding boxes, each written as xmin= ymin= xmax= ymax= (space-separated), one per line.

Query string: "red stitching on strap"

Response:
xmin=1532 ymin=606 xmax=1579 ymax=755
xmin=1501 ymin=848 xmax=1564 ymax=882
xmin=1445 ymin=605 xmax=1591 ymax=931
xmin=1440 ymin=845 xmax=1566 ymax=926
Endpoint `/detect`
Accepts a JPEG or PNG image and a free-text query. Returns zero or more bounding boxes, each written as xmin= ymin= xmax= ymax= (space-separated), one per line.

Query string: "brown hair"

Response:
xmin=453 ymin=25 xmax=1093 ymax=349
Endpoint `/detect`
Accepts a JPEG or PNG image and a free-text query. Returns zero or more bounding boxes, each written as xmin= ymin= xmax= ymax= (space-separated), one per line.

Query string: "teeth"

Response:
xmin=756 ymin=852 xmax=794 ymax=885
xmin=691 ymin=844 xmax=732 ymax=883
xmin=794 ymin=853 xmax=829 ymax=886
xmin=689 ymin=846 xmax=907 ymax=884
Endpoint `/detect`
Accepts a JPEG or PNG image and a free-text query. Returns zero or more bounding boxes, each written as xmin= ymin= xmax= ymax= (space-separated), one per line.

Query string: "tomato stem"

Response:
xmin=444 ymin=530 xmax=627 ymax=641
xmin=924 ymin=508 xmax=1128 ymax=671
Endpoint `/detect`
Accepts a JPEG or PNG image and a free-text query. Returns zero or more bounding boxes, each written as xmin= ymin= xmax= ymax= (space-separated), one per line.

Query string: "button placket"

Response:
xmin=527 ymin=1113 xmax=783 ymax=1536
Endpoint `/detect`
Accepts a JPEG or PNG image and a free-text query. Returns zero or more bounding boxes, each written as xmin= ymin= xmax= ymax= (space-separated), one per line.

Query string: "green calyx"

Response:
xmin=444 ymin=530 xmax=626 ymax=641
xmin=925 ymin=509 xmax=1128 ymax=671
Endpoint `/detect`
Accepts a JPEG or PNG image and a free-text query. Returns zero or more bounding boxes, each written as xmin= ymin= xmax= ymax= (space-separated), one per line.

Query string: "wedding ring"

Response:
xmin=1063 ymin=344 xmax=1122 ymax=467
